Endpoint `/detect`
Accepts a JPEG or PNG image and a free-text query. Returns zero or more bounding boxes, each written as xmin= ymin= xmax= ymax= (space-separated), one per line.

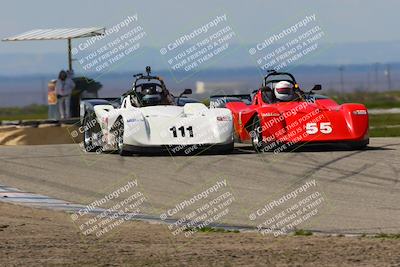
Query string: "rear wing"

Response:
xmin=209 ymin=94 xmax=252 ymax=108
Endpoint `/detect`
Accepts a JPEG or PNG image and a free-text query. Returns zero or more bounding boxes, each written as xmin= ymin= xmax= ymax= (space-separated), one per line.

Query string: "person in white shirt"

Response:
xmin=55 ymin=70 xmax=75 ymax=119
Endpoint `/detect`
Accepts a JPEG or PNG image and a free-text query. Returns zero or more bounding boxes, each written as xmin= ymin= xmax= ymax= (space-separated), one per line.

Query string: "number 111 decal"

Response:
xmin=169 ymin=126 xmax=194 ymax=138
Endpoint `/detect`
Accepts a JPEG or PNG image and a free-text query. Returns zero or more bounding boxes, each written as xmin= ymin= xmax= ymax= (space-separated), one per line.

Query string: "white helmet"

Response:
xmin=274 ymin=81 xmax=294 ymax=101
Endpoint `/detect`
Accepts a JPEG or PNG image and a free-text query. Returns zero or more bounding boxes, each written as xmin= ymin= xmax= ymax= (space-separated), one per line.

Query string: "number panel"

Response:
xmin=305 ymin=122 xmax=332 ymax=135
xmin=169 ymin=126 xmax=195 ymax=138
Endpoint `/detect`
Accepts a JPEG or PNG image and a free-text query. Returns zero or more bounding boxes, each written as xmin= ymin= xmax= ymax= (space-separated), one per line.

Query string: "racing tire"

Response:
xmin=251 ymin=116 xmax=266 ymax=153
xmin=116 ymin=118 xmax=131 ymax=156
xmin=83 ymin=112 xmax=103 ymax=153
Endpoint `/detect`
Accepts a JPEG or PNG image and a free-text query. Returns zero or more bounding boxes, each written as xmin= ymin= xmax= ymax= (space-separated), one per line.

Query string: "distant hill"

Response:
xmin=0 ymin=41 xmax=400 ymax=75
xmin=0 ymin=40 xmax=400 ymax=107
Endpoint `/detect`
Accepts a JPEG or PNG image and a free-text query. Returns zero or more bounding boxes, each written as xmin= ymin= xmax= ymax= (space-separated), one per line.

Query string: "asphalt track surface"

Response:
xmin=0 ymin=138 xmax=399 ymax=234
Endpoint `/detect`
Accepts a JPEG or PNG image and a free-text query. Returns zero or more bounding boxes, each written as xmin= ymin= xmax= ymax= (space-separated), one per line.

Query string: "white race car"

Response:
xmin=80 ymin=67 xmax=234 ymax=156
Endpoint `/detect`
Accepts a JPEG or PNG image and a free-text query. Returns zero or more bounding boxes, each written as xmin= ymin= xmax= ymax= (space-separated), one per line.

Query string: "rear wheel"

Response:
xmin=116 ymin=118 xmax=131 ymax=156
xmin=251 ymin=116 xmax=265 ymax=153
xmin=83 ymin=112 xmax=102 ymax=153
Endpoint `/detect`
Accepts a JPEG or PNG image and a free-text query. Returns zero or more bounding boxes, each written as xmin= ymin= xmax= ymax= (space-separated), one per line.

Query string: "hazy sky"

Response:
xmin=0 ymin=0 xmax=399 ymax=54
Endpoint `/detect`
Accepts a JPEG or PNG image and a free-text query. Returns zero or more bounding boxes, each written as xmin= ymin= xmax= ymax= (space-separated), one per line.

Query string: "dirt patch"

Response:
xmin=1 ymin=202 xmax=399 ymax=266
xmin=0 ymin=124 xmax=81 ymax=145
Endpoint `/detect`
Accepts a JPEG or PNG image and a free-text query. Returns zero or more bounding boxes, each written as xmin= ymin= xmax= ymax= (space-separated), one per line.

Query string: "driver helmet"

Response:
xmin=274 ymin=81 xmax=295 ymax=102
xmin=141 ymin=85 xmax=162 ymax=106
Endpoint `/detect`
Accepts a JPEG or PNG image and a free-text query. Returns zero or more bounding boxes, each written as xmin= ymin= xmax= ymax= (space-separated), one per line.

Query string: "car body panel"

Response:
xmin=88 ymin=95 xmax=233 ymax=151
xmin=226 ymin=88 xmax=369 ymax=146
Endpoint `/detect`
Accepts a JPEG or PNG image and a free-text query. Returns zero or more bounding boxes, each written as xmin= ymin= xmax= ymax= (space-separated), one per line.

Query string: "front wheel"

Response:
xmin=251 ymin=116 xmax=265 ymax=153
xmin=116 ymin=118 xmax=131 ymax=156
xmin=83 ymin=113 xmax=102 ymax=153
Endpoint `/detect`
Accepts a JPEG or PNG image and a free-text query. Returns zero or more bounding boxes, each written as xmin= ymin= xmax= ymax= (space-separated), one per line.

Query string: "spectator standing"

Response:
xmin=55 ymin=70 xmax=75 ymax=119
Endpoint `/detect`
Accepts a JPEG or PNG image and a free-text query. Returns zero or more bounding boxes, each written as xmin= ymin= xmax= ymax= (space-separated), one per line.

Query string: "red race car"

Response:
xmin=223 ymin=70 xmax=369 ymax=152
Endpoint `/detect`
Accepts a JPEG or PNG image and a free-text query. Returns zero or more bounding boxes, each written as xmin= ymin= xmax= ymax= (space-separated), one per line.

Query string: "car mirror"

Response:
xmin=311 ymin=84 xmax=322 ymax=91
xmin=182 ymin=89 xmax=192 ymax=95
xmin=177 ymin=89 xmax=192 ymax=105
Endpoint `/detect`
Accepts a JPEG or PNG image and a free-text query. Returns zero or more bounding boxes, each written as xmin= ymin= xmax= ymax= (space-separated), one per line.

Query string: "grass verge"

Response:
xmin=293 ymin=229 xmax=313 ymax=236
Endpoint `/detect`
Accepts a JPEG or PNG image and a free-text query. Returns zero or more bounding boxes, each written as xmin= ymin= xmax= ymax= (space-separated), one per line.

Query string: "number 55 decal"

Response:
xmin=306 ymin=122 xmax=332 ymax=134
